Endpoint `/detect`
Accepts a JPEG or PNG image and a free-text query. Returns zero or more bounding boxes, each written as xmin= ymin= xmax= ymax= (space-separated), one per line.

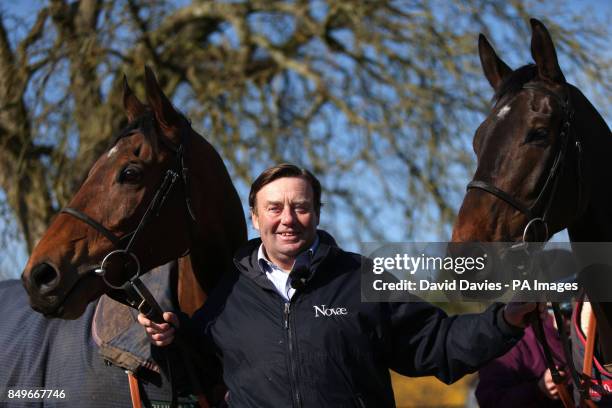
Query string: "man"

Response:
xmin=139 ymin=163 xmax=539 ymax=407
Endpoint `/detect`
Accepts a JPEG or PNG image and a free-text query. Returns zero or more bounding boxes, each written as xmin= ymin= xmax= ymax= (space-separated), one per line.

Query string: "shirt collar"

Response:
xmin=257 ymin=234 xmax=320 ymax=273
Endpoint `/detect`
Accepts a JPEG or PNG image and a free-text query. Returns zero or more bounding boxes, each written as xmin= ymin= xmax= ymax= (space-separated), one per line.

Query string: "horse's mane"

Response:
xmin=494 ymin=64 xmax=537 ymax=103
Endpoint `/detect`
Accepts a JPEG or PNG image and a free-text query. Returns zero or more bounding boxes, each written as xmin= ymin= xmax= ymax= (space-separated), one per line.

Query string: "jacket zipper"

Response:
xmin=284 ymin=302 xmax=302 ymax=408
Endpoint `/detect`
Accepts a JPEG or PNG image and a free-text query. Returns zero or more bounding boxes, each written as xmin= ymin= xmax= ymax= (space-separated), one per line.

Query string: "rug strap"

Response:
xmin=127 ymin=371 xmax=142 ymax=408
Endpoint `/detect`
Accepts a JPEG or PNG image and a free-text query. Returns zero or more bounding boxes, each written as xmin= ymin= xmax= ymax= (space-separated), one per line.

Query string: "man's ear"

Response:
xmin=251 ymin=209 xmax=260 ymax=231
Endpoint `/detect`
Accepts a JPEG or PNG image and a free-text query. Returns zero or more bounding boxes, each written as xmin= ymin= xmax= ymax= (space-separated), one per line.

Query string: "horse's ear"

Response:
xmin=530 ymin=18 xmax=565 ymax=83
xmin=144 ymin=66 xmax=184 ymax=142
xmin=123 ymin=75 xmax=146 ymax=122
xmin=478 ymin=34 xmax=512 ymax=91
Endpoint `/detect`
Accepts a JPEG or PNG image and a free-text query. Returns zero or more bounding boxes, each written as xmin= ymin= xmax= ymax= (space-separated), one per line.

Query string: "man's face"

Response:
xmin=251 ymin=176 xmax=319 ymax=270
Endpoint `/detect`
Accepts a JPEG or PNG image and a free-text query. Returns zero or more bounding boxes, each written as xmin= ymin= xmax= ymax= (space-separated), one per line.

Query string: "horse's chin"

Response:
xmin=36 ymin=274 xmax=105 ymax=320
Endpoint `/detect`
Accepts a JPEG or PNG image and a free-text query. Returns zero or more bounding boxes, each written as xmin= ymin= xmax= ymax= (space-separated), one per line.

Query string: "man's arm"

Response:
xmin=387 ymin=301 xmax=540 ymax=384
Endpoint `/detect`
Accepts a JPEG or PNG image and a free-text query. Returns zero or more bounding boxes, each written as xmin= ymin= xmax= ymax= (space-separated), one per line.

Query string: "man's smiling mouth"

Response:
xmin=278 ymin=232 xmax=299 ymax=238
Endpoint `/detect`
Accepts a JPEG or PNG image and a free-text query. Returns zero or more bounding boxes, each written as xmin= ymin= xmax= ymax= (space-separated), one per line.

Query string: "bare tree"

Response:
xmin=0 ymin=0 xmax=609 ymax=277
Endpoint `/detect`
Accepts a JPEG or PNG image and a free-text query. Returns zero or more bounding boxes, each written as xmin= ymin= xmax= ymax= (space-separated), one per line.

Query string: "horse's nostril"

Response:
xmin=31 ymin=262 xmax=59 ymax=291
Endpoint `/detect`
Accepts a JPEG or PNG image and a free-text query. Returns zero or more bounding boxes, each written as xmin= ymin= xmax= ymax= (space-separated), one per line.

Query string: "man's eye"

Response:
xmin=119 ymin=166 xmax=143 ymax=184
xmin=268 ymin=207 xmax=281 ymax=213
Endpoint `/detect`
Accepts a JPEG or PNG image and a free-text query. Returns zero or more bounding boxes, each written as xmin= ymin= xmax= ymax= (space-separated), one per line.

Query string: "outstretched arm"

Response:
xmin=388 ymin=302 xmax=543 ymax=383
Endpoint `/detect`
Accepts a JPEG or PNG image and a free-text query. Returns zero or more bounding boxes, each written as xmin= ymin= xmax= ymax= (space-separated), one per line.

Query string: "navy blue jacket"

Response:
xmin=186 ymin=231 xmax=523 ymax=407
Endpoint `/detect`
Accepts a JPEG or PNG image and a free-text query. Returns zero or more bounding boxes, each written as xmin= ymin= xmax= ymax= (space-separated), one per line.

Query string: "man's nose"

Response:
xmin=280 ymin=207 xmax=295 ymax=224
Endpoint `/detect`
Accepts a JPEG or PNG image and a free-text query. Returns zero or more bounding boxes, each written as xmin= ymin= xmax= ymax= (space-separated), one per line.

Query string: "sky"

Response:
xmin=0 ymin=0 xmax=610 ymax=278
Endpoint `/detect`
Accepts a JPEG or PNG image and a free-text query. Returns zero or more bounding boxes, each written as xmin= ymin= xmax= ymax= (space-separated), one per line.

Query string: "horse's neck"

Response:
xmin=568 ymin=88 xmax=612 ymax=243
xmin=175 ymin=133 xmax=247 ymax=317
xmin=175 ymin=226 xmax=239 ymax=317
xmin=177 ymin=255 xmax=207 ymax=316
xmin=564 ymin=90 xmax=612 ymax=366
xmin=568 ymin=203 xmax=612 ymax=242
xmin=568 ymin=179 xmax=612 ymax=242
xmin=567 ymin=98 xmax=612 ymax=367
xmin=188 ymin=133 xmax=247 ymax=254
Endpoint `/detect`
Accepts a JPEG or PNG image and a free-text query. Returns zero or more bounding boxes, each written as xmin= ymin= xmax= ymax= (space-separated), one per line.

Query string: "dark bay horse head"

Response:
xmin=452 ymin=18 xmax=612 ymax=372
xmin=452 ymin=18 xmax=611 ymax=243
xmin=22 ymin=67 xmax=247 ymax=319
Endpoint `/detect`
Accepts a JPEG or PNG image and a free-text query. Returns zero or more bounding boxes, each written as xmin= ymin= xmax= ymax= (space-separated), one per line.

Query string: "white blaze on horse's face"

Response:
xmin=497 ymin=105 xmax=511 ymax=119
xmin=107 ymin=145 xmax=119 ymax=158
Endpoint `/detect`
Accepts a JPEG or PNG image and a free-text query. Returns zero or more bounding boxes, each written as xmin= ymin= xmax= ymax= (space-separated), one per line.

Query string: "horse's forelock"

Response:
xmin=108 ymin=111 xmax=159 ymax=154
xmin=108 ymin=107 xmax=192 ymax=156
xmin=493 ymin=64 xmax=538 ymax=103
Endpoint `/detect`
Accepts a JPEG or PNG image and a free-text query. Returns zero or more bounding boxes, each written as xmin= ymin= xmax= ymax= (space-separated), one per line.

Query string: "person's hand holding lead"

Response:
xmin=137 ymin=311 xmax=179 ymax=346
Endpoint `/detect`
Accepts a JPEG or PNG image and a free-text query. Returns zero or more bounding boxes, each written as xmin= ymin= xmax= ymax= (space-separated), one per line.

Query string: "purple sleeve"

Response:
xmin=475 ymin=336 xmax=550 ymax=408
xmin=476 ymin=362 xmax=546 ymax=407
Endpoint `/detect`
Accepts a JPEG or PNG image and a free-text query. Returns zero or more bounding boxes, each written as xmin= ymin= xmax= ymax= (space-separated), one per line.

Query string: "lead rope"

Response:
xmin=124 ymin=329 xmax=210 ymax=408
xmin=123 ymin=278 xmax=211 ymax=408
xmin=531 ymin=311 xmax=574 ymax=408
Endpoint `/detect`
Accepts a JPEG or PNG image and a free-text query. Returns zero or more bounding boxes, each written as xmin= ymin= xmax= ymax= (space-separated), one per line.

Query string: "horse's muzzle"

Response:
xmin=29 ymin=262 xmax=60 ymax=293
xmin=23 ymin=262 xmax=63 ymax=314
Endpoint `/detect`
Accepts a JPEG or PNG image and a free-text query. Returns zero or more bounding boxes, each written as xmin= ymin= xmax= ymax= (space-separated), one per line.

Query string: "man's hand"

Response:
xmin=137 ymin=311 xmax=179 ymax=346
xmin=538 ymin=368 xmax=565 ymax=400
xmin=503 ymin=302 xmax=546 ymax=328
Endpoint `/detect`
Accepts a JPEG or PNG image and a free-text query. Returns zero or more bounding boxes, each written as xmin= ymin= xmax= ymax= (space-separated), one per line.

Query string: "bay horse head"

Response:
xmin=452 ymin=18 xmax=611 ymax=243
xmin=452 ymin=18 xmax=612 ymax=381
xmin=22 ymin=67 xmax=246 ymax=319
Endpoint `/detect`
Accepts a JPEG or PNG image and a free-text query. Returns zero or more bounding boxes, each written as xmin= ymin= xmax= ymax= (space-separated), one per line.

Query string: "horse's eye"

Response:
xmin=524 ymin=128 xmax=548 ymax=144
xmin=119 ymin=166 xmax=143 ymax=184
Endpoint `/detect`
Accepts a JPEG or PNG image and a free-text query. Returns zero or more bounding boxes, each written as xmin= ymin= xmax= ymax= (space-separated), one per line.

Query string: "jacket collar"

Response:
xmin=234 ymin=230 xmax=338 ymax=290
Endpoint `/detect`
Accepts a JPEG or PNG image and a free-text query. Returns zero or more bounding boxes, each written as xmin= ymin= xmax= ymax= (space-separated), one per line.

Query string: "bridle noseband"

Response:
xmin=467 ymin=83 xmax=583 ymax=243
